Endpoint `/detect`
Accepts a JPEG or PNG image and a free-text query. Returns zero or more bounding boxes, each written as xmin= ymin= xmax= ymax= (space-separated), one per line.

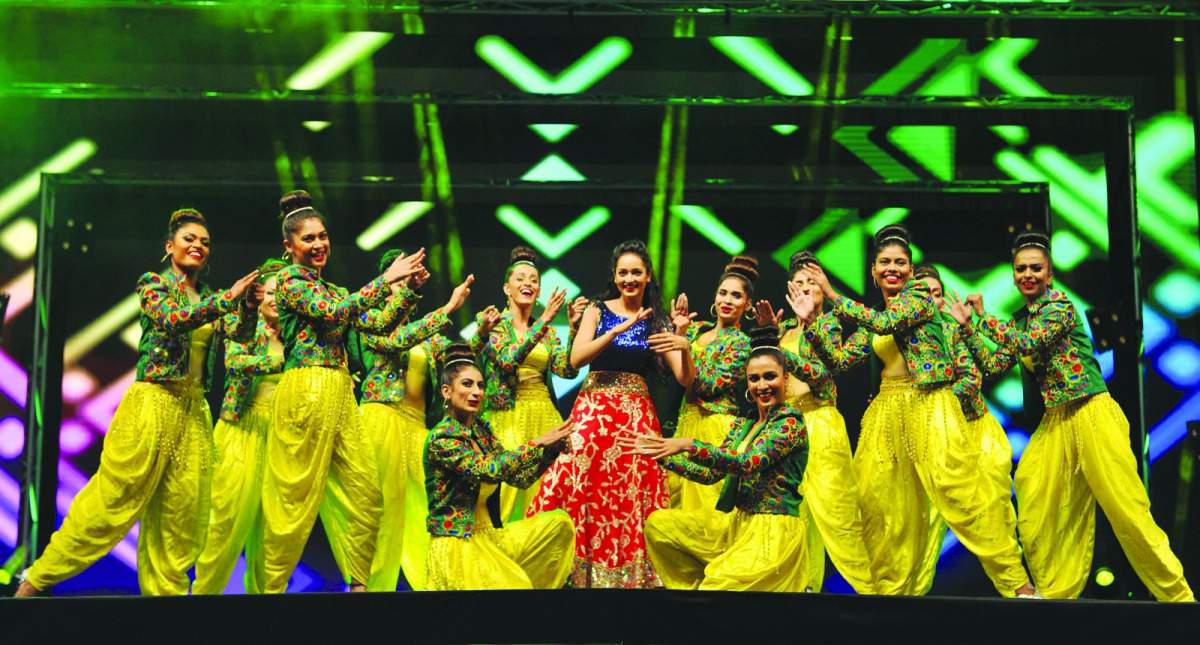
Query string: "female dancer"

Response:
xmin=360 ymin=248 xmax=474 ymax=592
xmin=259 ymin=191 xmax=425 ymax=593
xmin=621 ymin=324 xmax=812 ymax=591
xmin=914 ymin=264 xmax=1018 ymax=565
xmin=528 ymin=239 xmax=691 ymax=588
xmin=799 ymin=224 xmax=1035 ymax=597
xmin=16 ymin=208 xmax=260 ymax=596
xmin=193 ymin=258 xmax=289 ymax=594
xmin=483 ymin=246 xmax=584 ymax=523
xmin=754 ymin=250 xmax=876 ymax=594
xmin=949 ymin=230 xmax=1192 ymax=601
xmin=671 ymin=255 xmax=755 ymax=511
xmin=424 ymin=343 xmax=577 ymax=591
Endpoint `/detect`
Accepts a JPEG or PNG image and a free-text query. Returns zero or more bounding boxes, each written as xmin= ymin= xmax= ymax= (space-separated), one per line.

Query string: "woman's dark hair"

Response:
xmin=256 ymin=258 xmax=288 ymax=283
xmin=873 ymin=224 xmax=912 ymax=261
xmin=439 ymin=342 xmax=479 ymax=387
xmin=788 ymin=250 xmax=820 ymax=278
xmin=166 ymin=208 xmax=206 ymax=241
xmin=1013 ymin=229 xmax=1052 ymax=267
xmin=746 ymin=324 xmax=784 ymax=367
xmin=719 ymin=254 xmax=759 ymax=298
xmin=913 ymin=264 xmax=942 ymax=283
xmin=595 ymin=239 xmax=670 ymax=331
xmin=279 ymin=190 xmax=325 ymax=239
xmin=505 ymin=246 xmax=540 ymax=282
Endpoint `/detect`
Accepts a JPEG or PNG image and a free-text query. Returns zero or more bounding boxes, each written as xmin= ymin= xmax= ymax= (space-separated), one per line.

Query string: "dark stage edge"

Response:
xmin=2 ymin=589 xmax=1197 ymax=644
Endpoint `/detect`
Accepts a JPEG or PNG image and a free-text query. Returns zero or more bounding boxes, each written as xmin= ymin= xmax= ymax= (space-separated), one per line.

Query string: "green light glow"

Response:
xmin=540 ymin=268 xmax=581 ymax=302
xmin=1051 ymin=230 xmax=1090 ymax=271
xmin=475 ymin=36 xmax=632 ymax=94
xmin=888 ymin=126 xmax=955 ymax=181
xmin=302 ymin=121 xmax=332 ymax=132
xmin=819 ymin=220 xmax=867 ymax=296
xmin=1095 ymin=568 xmax=1115 ymax=587
xmin=992 ymin=374 xmax=1025 ymax=410
xmin=0 ymin=218 xmax=38 ymax=260
xmin=0 ymin=138 xmax=97 ymax=227
xmin=974 ymin=39 xmax=1049 ymax=96
xmin=865 ymin=208 xmax=911 ymax=233
xmin=990 ymin=125 xmax=1029 ymax=146
xmin=670 ymin=205 xmax=745 ymax=255
xmin=1152 ymin=271 xmax=1200 ymax=318
xmin=495 ymin=205 xmax=610 ymax=260
xmin=771 ymin=124 xmax=800 ymax=136
xmin=285 ymin=32 xmax=394 ymax=91
xmin=63 ymin=293 xmax=140 ymax=366
xmin=522 ymin=154 xmax=586 ymax=182
xmin=772 ymin=208 xmax=853 ymax=272
xmin=863 ymin=39 xmax=962 ymax=95
xmin=120 ymin=321 xmax=141 ymax=349
xmin=528 ymin=124 xmax=578 ymax=144
xmin=709 ymin=37 xmax=815 ymax=96
xmin=833 ymin=127 xmax=919 ymax=181
xmin=356 ymin=201 xmax=436 ymax=251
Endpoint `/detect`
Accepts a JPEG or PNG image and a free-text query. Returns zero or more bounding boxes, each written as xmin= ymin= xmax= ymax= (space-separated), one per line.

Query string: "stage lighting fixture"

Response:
xmin=1095 ymin=567 xmax=1115 ymax=587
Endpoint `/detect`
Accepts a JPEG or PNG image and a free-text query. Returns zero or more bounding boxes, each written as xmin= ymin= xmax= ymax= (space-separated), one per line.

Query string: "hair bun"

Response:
xmin=723 ymin=254 xmax=759 ymax=286
xmin=1014 ymin=229 xmax=1051 ymax=253
xmin=440 ymin=342 xmax=476 ymax=367
xmin=509 ymin=245 xmax=540 ymax=268
xmin=788 ymin=250 xmax=820 ymax=274
xmin=279 ymin=190 xmax=314 ymax=218
xmin=913 ymin=264 xmax=941 ymax=282
xmin=169 ymin=208 xmax=205 ymax=226
xmin=874 ymin=224 xmax=912 ymax=249
xmin=748 ymin=323 xmax=781 ymax=349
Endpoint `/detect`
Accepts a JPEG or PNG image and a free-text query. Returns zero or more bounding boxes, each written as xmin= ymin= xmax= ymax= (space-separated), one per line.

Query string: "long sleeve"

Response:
xmin=691 ymin=328 xmax=750 ymax=400
xmin=362 ymin=309 xmax=450 ymax=353
xmin=687 ymin=415 xmax=806 ymax=477
xmin=224 ymin=332 xmax=283 ymax=377
xmin=806 ymin=317 xmax=870 ymax=375
xmin=277 ymin=268 xmax=388 ymax=325
xmin=946 ymin=323 xmax=982 ymax=402
xmin=661 ymin=454 xmax=725 ymax=485
xmin=977 ymin=298 xmax=1076 ymax=355
xmin=427 ymin=429 xmax=546 ymax=487
xmin=485 ymin=319 xmax=550 ymax=373
xmin=963 ymin=326 xmax=1018 ymax=379
xmin=832 ymin=280 xmax=935 ymax=335
xmin=354 ymin=287 xmax=419 ymax=334
xmin=781 ymin=345 xmax=831 ymax=387
xmin=137 ymin=272 xmax=240 ymax=335
xmin=545 ymin=326 xmax=579 ymax=379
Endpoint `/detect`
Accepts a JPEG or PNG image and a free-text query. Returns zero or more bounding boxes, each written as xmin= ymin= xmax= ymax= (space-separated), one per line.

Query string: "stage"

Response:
xmin=2 ymin=590 xmax=1196 ymax=644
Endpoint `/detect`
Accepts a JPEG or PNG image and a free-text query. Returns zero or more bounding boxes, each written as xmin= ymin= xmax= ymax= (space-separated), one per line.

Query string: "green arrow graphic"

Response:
xmin=529 ymin=124 xmax=578 ymax=144
xmin=356 ymin=201 xmax=435 ymax=251
xmin=888 ymin=126 xmax=956 ymax=181
xmin=495 ymin=205 xmax=610 ymax=259
xmin=476 ymin=36 xmax=632 ymax=94
xmin=522 ymin=154 xmax=586 ymax=182
xmin=709 ymin=37 xmax=814 ymax=96
xmin=833 ymin=127 xmax=919 ymax=181
xmin=670 ymin=205 xmax=745 ymax=255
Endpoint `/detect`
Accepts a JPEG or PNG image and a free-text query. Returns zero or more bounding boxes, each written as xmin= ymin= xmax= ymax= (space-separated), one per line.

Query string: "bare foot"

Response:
xmin=15 ymin=580 xmax=46 ymax=597
xmin=349 ymin=582 xmax=367 ymax=593
xmin=1015 ymin=583 xmax=1040 ymax=598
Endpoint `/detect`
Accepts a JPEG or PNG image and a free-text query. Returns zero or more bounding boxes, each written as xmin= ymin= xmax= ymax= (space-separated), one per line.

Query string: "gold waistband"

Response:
xmin=515 ymin=381 xmax=553 ymax=400
xmin=787 ymin=393 xmax=824 ymax=414
xmin=580 ymin=371 xmax=648 ymax=397
xmin=380 ymin=399 xmax=425 ymax=423
xmin=877 ymin=375 xmax=918 ymax=394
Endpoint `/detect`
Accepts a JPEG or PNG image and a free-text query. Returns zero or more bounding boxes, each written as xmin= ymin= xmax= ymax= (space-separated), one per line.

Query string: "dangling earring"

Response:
xmin=202 ymin=264 xmax=212 ymax=276
xmin=160 ymin=253 xmax=169 ymax=263
xmin=744 ymin=388 xmax=754 ymax=402
xmin=281 ymin=249 xmax=291 ymax=261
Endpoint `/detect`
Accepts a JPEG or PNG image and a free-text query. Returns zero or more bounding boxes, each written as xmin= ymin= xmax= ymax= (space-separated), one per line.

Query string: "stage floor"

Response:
xmin=2 ymin=589 xmax=1197 ymax=644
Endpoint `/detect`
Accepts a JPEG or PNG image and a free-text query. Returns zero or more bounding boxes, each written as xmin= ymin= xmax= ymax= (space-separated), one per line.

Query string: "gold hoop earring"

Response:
xmin=710 ymin=304 xmax=718 ymax=318
xmin=744 ymin=389 xmax=754 ymax=403
xmin=744 ymin=308 xmax=755 ymax=321
xmin=202 ymin=264 xmax=211 ymax=276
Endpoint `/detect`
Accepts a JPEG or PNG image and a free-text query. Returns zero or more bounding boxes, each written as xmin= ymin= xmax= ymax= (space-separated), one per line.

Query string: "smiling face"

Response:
xmin=441 ymin=364 xmax=485 ymax=416
xmin=790 ymin=269 xmax=825 ymax=310
xmin=919 ymin=276 xmax=944 ymax=310
xmin=260 ymin=276 xmax=279 ymax=325
xmin=165 ymin=223 xmax=210 ymax=276
xmin=872 ymin=245 xmax=913 ymax=296
xmin=613 ymin=253 xmax=650 ymax=300
xmin=285 ymin=217 xmax=330 ymax=270
xmin=746 ymin=354 xmax=786 ymax=413
xmin=1013 ymin=247 xmax=1052 ymax=302
xmin=504 ymin=264 xmax=541 ymax=309
xmin=713 ymin=276 xmax=749 ymax=325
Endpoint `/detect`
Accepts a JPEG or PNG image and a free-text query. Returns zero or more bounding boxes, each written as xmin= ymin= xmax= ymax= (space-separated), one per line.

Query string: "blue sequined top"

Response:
xmin=590 ymin=302 xmax=655 ymax=376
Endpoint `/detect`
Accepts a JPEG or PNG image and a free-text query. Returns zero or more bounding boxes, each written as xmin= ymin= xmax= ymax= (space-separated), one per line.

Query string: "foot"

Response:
xmin=1015 ymin=583 xmax=1042 ymax=599
xmin=14 ymin=580 xmax=46 ymax=597
xmin=349 ymin=582 xmax=367 ymax=593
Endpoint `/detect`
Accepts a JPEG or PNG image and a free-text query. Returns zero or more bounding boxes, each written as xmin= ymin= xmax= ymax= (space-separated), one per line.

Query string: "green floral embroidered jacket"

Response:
xmin=964 ymin=289 xmax=1106 ymax=409
xmin=686 ymin=322 xmax=751 ymax=415
xmin=360 ymin=310 xmax=452 ymax=403
xmin=780 ymin=315 xmax=838 ymax=406
xmin=480 ymin=312 xmax=577 ymax=412
xmin=424 ymin=415 xmax=556 ymax=537
xmin=135 ymin=270 xmax=254 ymax=387
xmin=941 ymin=313 xmax=988 ymax=420
xmin=661 ymin=401 xmax=808 ymax=516
xmin=219 ymin=318 xmax=284 ymax=422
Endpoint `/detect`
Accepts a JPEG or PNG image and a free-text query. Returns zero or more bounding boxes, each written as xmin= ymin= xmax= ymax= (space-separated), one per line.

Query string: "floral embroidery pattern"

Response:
xmin=219 ymin=318 xmax=284 ymax=422
xmin=481 ymin=312 xmax=578 ymax=412
xmin=686 ymin=323 xmax=750 ymax=415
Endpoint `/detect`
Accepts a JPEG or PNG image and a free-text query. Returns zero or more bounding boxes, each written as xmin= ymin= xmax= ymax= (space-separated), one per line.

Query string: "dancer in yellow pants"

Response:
xmin=257 ymin=191 xmax=425 ymax=593
xmin=769 ymin=250 xmax=876 ymax=594
xmin=671 ymin=255 xmax=755 ymax=512
xmin=481 ymin=246 xmax=581 ymax=523
xmin=801 ymin=225 xmax=1036 ymax=598
xmin=193 ymin=260 xmax=288 ymax=594
xmin=952 ymin=229 xmax=1193 ymax=602
xmin=16 ymin=208 xmax=260 ymax=596
xmin=359 ymin=247 xmax=475 ymax=591
xmin=628 ymin=325 xmax=812 ymax=592
xmin=424 ymin=343 xmax=576 ymax=591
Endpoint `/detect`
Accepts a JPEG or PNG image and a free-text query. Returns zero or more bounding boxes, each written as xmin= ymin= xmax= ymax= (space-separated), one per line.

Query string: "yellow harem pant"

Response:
xmin=26 ymin=381 xmax=214 ymax=595
xmin=645 ymin=507 xmax=811 ymax=592
xmin=854 ymin=377 xmax=1029 ymax=597
xmin=258 ymin=366 xmax=381 ymax=593
xmin=793 ymin=397 xmax=876 ymax=594
xmin=1017 ymin=393 xmax=1193 ymax=601
xmin=488 ymin=382 xmax=565 ymax=524
xmin=671 ymin=404 xmax=737 ymax=512
xmin=425 ymin=510 xmax=576 ymax=590
xmin=192 ymin=397 xmax=272 ymax=594
xmin=364 ymin=400 xmax=431 ymax=591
